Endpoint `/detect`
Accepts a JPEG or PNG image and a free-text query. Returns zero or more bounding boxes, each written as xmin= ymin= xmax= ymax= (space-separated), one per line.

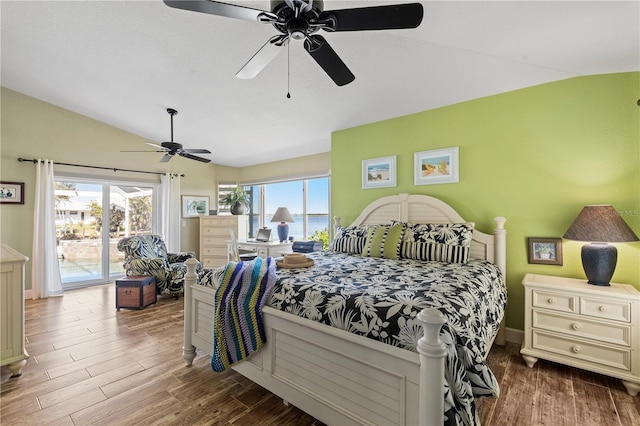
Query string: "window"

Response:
xmin=218 ymin=177 xmax=329 ymax=242
xmin=55 ymin=177 xmax=159 ymax=289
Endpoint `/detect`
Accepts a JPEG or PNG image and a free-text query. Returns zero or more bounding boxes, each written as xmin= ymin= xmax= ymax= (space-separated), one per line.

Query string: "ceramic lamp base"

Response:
xmin=277 ymin=223 xmax=289 ymax=243
xmin=581 ymin=243 xmax=617 ymax=286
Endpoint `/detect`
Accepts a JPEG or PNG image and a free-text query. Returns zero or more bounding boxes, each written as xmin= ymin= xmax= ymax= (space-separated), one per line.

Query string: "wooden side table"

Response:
xmin=521 ymin=273 xmax=640 ymax=396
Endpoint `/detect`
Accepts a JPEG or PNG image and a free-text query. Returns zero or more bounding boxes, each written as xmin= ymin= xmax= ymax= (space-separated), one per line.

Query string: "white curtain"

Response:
xmin=31 ymin=159 xmax=64 ymax=299
xmin=160 ymin=173 xmax=181 ymax=252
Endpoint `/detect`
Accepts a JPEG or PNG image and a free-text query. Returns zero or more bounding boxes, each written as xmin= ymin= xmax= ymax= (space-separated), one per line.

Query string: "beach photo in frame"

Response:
xmin=414 ymin=147 xmax=459 ymax=185
xmin=0 ymin=181 xmax=25 ymax=204
xmin=528 ymin=237 xmax=563 ymax=265
xmin=362 ymin=156 xmax=397 ymax=189
xmin=182 ymin=195 xmax=209 ymax=218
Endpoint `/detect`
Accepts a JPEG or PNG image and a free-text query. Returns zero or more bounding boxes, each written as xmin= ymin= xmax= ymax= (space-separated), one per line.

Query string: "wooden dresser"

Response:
xmin=0 ymin=244 xmax=29 ymax=377
xmin=521 ymin=273 xmax=640 ymax=396
xmin=199 ymin=215 xmax=248 ymax=268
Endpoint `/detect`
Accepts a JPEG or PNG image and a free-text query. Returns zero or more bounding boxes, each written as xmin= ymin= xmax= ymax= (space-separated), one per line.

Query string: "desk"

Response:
xmin=228 ymin=241 xmax=292 ymax=260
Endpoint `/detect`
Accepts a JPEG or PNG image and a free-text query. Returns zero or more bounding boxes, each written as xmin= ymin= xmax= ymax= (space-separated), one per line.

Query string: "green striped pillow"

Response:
xmin=362 ymin=223 xmax=404 ymax=260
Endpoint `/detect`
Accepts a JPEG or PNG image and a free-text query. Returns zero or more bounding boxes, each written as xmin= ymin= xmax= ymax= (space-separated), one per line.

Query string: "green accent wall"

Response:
xmin=331 ymin=73 xmax=640 ymax=331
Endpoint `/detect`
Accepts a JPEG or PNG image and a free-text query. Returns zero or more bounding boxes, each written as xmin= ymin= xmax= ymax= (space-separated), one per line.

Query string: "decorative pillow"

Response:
xmin=329 ymin=225 xmax=375 ymax=254
xmin=400 ymin=222 xmax=475 ymax=264
xmin=362 ymin=223 xmax=404 ymax=260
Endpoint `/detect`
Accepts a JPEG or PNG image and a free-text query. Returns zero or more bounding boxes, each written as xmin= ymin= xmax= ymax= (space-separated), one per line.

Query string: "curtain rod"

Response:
xmin=17 ymin=158 xmax=185 ymax=177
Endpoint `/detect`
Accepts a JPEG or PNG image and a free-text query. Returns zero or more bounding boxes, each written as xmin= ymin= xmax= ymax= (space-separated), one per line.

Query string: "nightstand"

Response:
xmin=521 ymin=273 xmax=640 ymax=397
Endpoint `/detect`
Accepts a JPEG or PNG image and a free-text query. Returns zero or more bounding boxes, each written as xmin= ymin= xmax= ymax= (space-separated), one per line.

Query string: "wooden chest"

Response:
xmin=116 ymin=275 xmax=157 ymax=310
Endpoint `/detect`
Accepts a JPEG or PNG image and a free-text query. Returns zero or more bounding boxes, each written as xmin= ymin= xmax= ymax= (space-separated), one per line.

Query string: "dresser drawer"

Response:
xmin=202 ymin=246 xmax=226 ymax=256
xmin=532 ymin=289 xmax=576 ymax=314
xmin=201 ymin=217 xmax=240 ymax=227
xmin=202 ymin=237 xmax=221 ymax=247
xmin=237 ymin=244 xmax=258 ymax=253
xmin=532 ymin=330 xmax=631 ymax=372
xmin=532 ymin=310 xmax=631 ymax=346
xmin=201 ymin=227 xmax=234 ymax=238
xmin=202 ymin=256 xmax=227 ymax=268
xmin=581 ymin=296 xmax=632 ymax=323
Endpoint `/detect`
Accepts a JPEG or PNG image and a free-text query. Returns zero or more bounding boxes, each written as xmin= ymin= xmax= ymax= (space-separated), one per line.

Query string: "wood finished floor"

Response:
xmin=1 ymin=284 xmax=639 ymax=426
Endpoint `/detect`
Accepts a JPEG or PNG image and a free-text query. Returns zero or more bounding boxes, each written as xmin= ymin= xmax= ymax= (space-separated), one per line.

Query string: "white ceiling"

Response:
xmin=2 ymin=1 xmax=638 ymax=167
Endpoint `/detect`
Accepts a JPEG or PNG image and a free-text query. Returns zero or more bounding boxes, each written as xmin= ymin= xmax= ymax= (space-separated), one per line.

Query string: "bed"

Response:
xmin=182 ymin=193 xmax=507 ymax=425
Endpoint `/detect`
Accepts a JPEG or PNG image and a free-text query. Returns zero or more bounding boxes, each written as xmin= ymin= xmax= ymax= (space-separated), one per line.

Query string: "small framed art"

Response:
xmin=182 ymin=195 xmax=209 ymax=218
xmin=362 ymin=156 xmax=397 ymax=189
xmin=0 ymin=181 xmax=25 ymax=204
xmin=528 ymin=237 xmax=563 ymax=265
xmin=414 ymin=147 xmax=459 ymax=185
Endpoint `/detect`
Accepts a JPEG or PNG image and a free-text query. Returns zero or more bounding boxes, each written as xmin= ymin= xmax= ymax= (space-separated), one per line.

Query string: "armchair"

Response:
xmin=117 ymin=234 xmax=202 ymax=297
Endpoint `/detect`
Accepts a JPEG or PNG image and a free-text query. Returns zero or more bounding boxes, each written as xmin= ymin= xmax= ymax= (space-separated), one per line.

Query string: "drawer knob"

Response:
xmin=547 ymin=298 xmax=556 ymax=305
xmin=598 ymin=305 xmax=608 ymax=312
xmin=571 ymin=323 xmax=582 ymax=331
xmin=572 ymin=345 xmax=582 ymax=354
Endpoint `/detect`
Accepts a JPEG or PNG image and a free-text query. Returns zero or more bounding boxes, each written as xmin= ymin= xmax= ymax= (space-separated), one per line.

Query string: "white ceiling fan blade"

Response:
xmin=145 ymin=141 xmax=166 ymax=150
xmin=236 ymin=35 xmax=288 ymax=79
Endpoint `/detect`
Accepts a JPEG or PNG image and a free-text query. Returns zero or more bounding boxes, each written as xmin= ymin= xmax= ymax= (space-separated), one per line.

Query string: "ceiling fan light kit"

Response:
xmin=163 ymin=0 xmax=424 ymax=86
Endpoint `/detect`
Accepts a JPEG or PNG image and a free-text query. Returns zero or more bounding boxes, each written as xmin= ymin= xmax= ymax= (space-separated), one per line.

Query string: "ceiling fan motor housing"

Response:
xmin=271 ymin=0 xmax=323 ymax=38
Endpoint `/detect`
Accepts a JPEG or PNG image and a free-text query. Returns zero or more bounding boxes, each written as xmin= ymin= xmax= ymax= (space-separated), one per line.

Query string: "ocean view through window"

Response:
xmin=220 ymin=177 xmax=329 ymax=242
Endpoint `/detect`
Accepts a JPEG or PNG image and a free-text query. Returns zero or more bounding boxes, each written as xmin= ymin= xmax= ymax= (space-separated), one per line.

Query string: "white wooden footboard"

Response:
xmin=183 ymin=259 xmax=446 ymax=426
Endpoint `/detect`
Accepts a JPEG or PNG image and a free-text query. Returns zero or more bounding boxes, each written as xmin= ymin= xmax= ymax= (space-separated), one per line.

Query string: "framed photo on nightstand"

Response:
xmin=527 ymin=237 xmax=563 ymax=265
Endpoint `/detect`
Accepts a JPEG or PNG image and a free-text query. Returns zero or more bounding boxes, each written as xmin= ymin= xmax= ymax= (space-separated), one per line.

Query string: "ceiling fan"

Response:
xmin=123 ymin=108 xmax=212 ymax=163
xmin=163 ymin=0 xmax=424 ymax=86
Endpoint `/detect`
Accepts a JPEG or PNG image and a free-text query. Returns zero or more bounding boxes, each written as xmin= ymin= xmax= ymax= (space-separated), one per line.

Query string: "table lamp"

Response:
xmin=271 ymin=207 xmax=294 ymax=242
xmin=563 ymin=205 xmax=639 ymax=286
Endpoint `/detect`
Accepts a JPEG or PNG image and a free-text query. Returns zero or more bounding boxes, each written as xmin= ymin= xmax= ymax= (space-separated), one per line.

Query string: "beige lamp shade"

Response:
xmin=271 ymin=207 xmax=294 ymax=223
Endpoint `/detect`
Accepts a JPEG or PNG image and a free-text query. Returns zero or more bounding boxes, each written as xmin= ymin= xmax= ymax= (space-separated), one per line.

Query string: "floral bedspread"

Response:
xmin=269 ymin=251 xmax=507 ymax=426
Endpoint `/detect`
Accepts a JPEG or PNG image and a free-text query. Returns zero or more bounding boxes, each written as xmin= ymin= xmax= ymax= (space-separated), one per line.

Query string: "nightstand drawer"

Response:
xmin=581 ymin=297 xmax=632 ymax=323
xmin=532 ymin=310 xmax=631 ymax=346
xmin=532 ymin=290 xmax=576 ymax=313
xmin=532 ymin=330 xmax=631 ymax=372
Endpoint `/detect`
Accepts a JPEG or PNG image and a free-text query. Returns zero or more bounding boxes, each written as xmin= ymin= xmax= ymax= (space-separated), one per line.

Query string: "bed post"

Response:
xmin=416 ymin=307 xmax=447 ymax=426
xmin=182 ymin=258 xmax=197 ymax=366
xmin=493 ymin=216 xmax=507 ymax=346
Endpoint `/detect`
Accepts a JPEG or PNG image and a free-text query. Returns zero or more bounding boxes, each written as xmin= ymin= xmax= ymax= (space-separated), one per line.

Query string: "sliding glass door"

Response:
xmin=54 ymin=178 xmax=157 ymax=289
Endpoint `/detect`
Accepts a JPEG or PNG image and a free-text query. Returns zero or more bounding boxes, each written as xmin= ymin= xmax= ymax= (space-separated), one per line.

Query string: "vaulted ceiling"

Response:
xmin=2 ymin=1 xmax=638 ymax=167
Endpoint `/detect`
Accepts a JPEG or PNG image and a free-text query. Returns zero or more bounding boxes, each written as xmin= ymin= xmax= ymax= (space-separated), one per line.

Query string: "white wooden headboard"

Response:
xmin=333 ymin=193 xmax=507 ymax=275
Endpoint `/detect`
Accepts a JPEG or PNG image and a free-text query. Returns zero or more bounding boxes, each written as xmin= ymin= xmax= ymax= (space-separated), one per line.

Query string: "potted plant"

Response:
xmin=537 ymin=244 xmax=553 ymax=260
xmin=220 ymin=186 xmax=250 ymax=215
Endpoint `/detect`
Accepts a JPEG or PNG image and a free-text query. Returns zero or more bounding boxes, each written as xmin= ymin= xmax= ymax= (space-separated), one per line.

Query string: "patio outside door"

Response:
xmin=54 ymin=179 xmax=157 ymax=289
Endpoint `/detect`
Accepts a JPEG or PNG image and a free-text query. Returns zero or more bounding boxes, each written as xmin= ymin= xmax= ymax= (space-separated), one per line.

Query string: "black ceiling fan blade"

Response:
xmin=181 ymin=148 xmax=212 ymax=154
xmin=304 ymin=35 xmax=354 ymax=86
xmin=121 ymin=149 xmax=167 ymax=153
xmin=160 ymin=153 xmax=174 ymax=163
xmin=163 ymin=0 xmax=270 ymax=22
xmin=237 ymin=35 xmax=288 ymax=79
xmin=319 ymin=3 xmax=423 ymax=32
xmin=179 ymin=152 xmax=212 ymax=163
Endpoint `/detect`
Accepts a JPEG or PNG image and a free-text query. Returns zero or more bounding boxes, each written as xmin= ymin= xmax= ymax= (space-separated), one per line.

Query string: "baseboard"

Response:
xmin=24 ymin=289 xmax=32 ymax=300
xmin=505 ymin=327 xmax=523 ymax=345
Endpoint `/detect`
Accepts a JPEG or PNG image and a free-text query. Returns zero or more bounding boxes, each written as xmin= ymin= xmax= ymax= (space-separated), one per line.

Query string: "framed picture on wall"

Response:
xmin=362 ymin=156 xmax=397 ymax=189
xmin=182 ymin=195 xmax=209 ymax=218
xmin=414 ymin=147 xmax=459 ymax=185
xmin=528 ymin=237 xmax=563 ymax=265
xmin=0 ymin=181 xmax=25 ymax=204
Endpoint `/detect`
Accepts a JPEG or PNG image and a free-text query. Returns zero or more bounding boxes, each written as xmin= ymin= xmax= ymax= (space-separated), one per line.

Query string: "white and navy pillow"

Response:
xmin=399 ymin=222 xmax=475 ymax=264
xmin=329 ymin=225 xmax=377 ymax=254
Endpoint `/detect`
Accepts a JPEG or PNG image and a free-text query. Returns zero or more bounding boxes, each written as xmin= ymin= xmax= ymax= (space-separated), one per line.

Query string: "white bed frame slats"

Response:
xmin=183 ymin=193 xmax=506 ymax=426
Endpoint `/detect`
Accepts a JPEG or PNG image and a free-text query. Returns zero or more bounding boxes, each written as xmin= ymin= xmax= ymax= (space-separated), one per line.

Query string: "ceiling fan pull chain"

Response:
xmin=286 ymin=41 xmax=291 ymax=99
